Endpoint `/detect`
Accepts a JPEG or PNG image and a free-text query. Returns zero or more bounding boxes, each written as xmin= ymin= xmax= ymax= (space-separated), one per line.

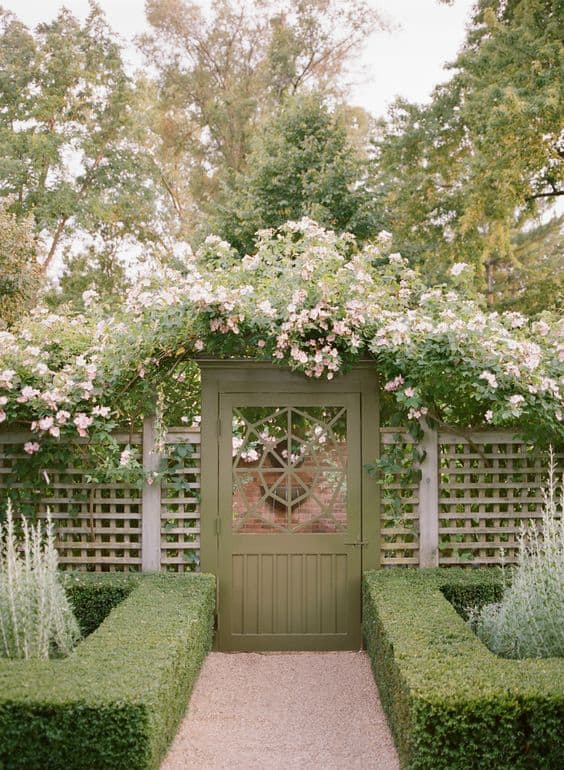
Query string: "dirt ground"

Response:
xmin=161 ymin=651 xmax=400 ymax=770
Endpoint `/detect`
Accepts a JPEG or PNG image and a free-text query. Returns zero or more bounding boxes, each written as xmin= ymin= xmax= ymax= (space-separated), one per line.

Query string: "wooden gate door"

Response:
xmin=217 ymin=392 xmax=363 ymax=651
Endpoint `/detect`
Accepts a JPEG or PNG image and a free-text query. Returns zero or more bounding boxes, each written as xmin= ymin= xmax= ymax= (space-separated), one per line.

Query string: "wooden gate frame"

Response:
xmin=199 ymin=360 xmax=380 ymax=584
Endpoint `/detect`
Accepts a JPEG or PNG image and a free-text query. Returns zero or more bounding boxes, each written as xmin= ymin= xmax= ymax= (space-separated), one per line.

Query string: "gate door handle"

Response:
xmin=344 ymin=540 xmax=368 ymax=547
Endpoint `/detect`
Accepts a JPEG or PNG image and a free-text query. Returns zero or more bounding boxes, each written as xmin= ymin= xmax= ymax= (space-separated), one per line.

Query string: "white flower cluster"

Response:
xmin=0 ymin=218 xmax=562 ymax=455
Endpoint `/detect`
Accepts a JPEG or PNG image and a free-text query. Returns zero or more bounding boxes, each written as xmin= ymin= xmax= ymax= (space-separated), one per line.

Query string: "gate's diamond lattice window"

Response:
xmin=232 ymin=406 xmax=348 ymax=533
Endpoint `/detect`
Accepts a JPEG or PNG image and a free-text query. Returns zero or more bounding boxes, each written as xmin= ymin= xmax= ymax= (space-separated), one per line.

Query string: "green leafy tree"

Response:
xmin=139 ymin=0 xmax=384 ymax=240
xmin=210 ymin=94 xmax=382 ymax=253
xmin=44 ymin=242 xmax=131 ymax=312
xmin=0 ymin=199 xmax=39 ymax=327
xmin=373 ymin=0 xmax=563 ymax=305
xmin=495 ymin=216 xmax=563 ymax=315
xmin=0 ymin=3 xmax=158 ymax=276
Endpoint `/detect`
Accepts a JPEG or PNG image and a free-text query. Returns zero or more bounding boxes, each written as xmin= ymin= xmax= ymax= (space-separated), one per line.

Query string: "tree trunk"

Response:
xmin=486 ymin=259 xmax=494 ymax=306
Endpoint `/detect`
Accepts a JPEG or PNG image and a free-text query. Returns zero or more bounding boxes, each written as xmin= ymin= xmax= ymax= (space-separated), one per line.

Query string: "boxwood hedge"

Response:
xmin=0 ymin=573 xmax=215 ymax=770
xmin=62 ymin=572 xmax=139 ymax=636
xmin=363 ymin=569 xmax=564 ymax=770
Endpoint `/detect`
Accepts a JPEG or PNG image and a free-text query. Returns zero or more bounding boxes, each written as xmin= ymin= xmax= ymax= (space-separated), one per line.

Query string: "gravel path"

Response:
xmin=161 ymin=651 xmax=400 ymax=770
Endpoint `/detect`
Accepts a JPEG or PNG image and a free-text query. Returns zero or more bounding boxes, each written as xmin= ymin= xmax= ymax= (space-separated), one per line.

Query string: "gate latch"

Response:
xmin=344 ymin=540 xmax=368 ymax=547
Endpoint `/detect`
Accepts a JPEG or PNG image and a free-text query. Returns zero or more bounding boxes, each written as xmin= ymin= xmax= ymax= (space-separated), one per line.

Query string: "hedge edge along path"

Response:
xmin=363 ymin=569 xmax=564 ymax=770
xmin=0 ymin=573 xmax=215 ymax=770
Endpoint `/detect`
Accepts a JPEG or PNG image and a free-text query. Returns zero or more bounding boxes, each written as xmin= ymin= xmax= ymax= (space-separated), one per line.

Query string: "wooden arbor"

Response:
xmin=199 ymin=360 xmax=379 ymax=651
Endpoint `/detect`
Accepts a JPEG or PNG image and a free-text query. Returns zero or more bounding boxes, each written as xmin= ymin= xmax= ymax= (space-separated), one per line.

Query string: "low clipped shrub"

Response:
xmin=62 ymin=572 xmax=138 ymax=636
xmin=440 ymin=579 xmax=503 ymax=620
xmin=468 ymin=455 xmax=564 ymax=659
xmin=0 ymin=573 xmax=215 ymax=770
xmin=0 ymin=501 xmax=80 ymax=659
xmin=363 ymin=569 xmax=564 ymax=770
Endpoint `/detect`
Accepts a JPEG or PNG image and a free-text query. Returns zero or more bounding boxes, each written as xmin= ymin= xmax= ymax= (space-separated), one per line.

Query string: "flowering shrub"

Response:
xmin=0 ymin=500 xmax=80 ymax=659
xmin=468 ymin=452 xmax=564 ymax=658
xmin=0 ymin=218 xmax=562 ymax=485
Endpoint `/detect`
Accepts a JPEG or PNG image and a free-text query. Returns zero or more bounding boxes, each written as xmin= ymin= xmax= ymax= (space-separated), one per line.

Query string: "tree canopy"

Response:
xmin=0 ymin=0 xmax=561 ymax=314
xmin=209 ymin=94 xmax=382 ymax=254
xmin=373 ymin=0 xmax=563 ymax=305
xmin=0 ymin=3 xmax=158 ymax=276
xmin=139 ymin=0 xmax=384 ymax=240
xmin=0 ymin=200 xmax=38 ymax=327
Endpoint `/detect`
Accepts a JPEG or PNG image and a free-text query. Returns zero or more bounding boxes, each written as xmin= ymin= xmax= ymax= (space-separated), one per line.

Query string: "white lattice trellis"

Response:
xmin=379 ymin=428 xmax=420 ymax=566
xmin=0 ymin=431 xmax=142 ymax=572
xmin=160 ymin=428 xmax=201 ymax=572
xmin=438 ymin=433 xmax=561 ymax=566
xmin=0 ymin=424 xmax=560 ymax=570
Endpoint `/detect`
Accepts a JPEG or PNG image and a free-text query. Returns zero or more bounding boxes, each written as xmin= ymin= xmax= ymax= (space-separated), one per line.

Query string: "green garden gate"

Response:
xmin=199 ymin=361 xmax=379 ymax=651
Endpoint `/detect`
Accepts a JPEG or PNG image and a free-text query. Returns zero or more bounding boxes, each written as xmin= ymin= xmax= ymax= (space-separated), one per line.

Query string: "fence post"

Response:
xmin=419 ymin=421 xmax=439 ymax=567
xmin=142 ymin=416 xmax=162 ymax=572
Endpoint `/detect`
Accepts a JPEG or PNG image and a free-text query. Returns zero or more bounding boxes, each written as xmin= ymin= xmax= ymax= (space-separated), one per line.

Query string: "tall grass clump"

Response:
xmin=0 ymin=500 xmax=80 ymax=659
xmin=469 ymin=451 xmax=564 ymax=659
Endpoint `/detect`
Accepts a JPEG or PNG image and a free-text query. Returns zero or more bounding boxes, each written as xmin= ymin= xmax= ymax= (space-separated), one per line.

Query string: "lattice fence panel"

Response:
xmin=379 ymin=428 xmax=420 ymax=566
xmin=438 ymin=433 xmax=562 ymax=566
xmin=2 ymin=426 xmax=560 ymax=571
xmin=160 ymin=428 xmax=201 ymax=572
xmin=0 ymin=432 xmax=142 ymax=572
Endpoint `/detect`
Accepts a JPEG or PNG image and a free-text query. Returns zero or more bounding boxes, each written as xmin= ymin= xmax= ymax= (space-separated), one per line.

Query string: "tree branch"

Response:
xmin=526 ymin=190 xmax=563 ymax=201
xmin=40 ymin=145 xmax=109 ymax=273
xmin=41 ymin=216 xmax=69 ymax=274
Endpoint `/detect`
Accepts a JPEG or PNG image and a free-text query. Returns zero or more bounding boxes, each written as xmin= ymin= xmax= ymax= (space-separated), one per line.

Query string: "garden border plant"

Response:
xmin=363 ymin=568 xmax=564 ymax=770
xmin=0 ymin=501 xmax=80 ymax=660
xmin=0 ymin=572 xmax=215 ymax=770
xmin=62 ymin=571 xmax=139 ymax=637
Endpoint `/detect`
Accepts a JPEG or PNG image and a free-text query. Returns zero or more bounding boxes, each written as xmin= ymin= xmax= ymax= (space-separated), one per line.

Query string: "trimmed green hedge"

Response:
xmin=363 ymin=569 xmax=564 ymax=770
xmin=439 ymin=576 xmax=504 ymax=621
xmin=0 ymin=573 xmax=215 ymax=770
xmin=62 ymin=573 xmax=138 ymax=636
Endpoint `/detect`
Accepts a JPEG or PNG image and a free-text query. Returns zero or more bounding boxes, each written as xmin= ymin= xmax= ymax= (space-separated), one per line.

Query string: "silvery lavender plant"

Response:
xmin=469 ymin=450 xmax=564 ymax=659
xmin=0 ymin=500 xmax=80 ymax=659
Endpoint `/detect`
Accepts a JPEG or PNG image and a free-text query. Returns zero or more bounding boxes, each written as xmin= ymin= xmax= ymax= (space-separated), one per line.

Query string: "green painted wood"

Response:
xmin=360 ymin=370 xmax=381 ymax=571
xmin=200 ymin=368 xmax=220 ymax=579
xmin=199 ymin=361 xmax=380 ymax=651
xmin=218 ymin=392 xmax=361 ymax=651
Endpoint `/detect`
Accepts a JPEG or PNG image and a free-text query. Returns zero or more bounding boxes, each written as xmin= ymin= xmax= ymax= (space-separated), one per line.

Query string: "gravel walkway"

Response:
xmin=161 ymin=651 xmax=400 ymax=770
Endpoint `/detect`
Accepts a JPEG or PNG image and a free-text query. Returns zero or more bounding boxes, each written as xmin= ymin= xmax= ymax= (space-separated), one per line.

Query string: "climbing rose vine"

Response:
xmin=0 ymin=218 xmax=562 ymax=476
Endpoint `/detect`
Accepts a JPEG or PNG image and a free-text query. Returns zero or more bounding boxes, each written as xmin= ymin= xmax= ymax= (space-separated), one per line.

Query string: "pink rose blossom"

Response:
xmin=450 ymin=262 xmax=468 ymax=277
xmin=479 ymin=371 xmax=498 ymax=389
xmin=24 ymin=441 xmax=40 ymax=455
xmin=120 ymin=448 xmax=134 ymax=466
xmin=17 ymin=386 xmax=40 ymax=403
xmin=73 ymin=412 xmax=93 ymax=437
xmin=509 ymin=394 xmax=525 ymax=406
xmin=0 ymin=370 xmax=15 ymax=389
xmin=92 ymin=405 xmax=111 ymax=417
xmin=38 ymin=416 xmax=54 ymax=431
xmin=384 ymin=375 xmax=404 ymax=392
